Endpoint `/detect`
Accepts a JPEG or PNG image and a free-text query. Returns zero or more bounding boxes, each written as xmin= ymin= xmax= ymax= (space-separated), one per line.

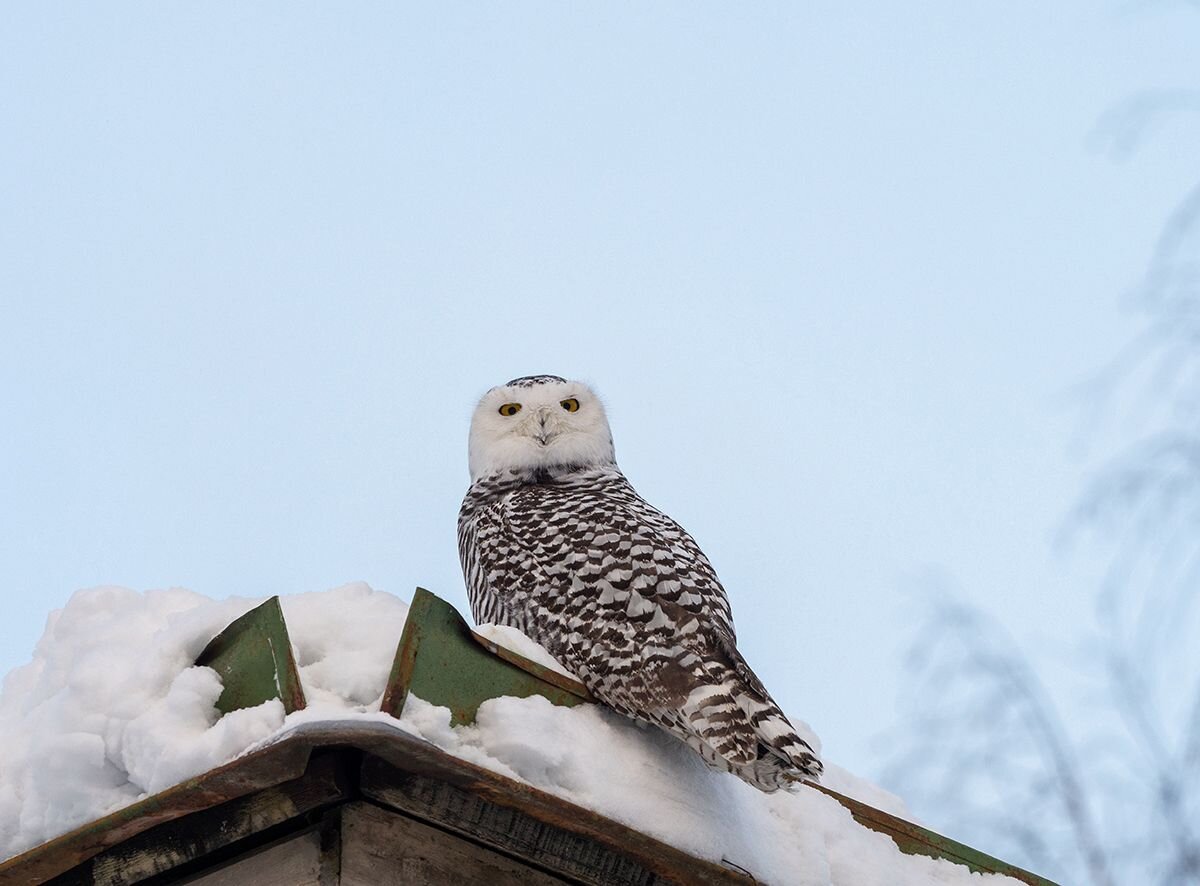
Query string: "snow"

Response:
xmin=473 ymin=622 xmax=579 ymax=679
xmin=0 ymin=584 xmax=1019 ymax=885
xmin=0 ymin=582 xmax=406 ymax=855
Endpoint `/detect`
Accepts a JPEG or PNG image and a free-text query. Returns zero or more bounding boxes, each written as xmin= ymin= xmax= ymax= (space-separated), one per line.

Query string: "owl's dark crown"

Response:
xmin=505 ymin=374 xmax=567 ymax=388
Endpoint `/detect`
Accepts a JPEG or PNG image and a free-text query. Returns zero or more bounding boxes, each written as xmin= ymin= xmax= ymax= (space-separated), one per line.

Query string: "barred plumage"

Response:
xmin=458 ymin=375 xmax=822 ymax=791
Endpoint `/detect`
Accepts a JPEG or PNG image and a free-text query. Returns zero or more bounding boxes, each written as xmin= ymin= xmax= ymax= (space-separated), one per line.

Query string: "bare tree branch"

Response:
xmin=892 ymin=66 xmax=1200 ymax=883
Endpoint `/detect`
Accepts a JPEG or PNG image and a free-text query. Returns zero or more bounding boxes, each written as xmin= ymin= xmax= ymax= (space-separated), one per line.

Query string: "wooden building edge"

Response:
xmin=0 ymin=720 xmax=750 ymax=885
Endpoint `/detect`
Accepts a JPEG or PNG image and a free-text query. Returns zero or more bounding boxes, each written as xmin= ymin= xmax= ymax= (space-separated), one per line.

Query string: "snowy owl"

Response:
xmin=457 ymin=374 xmax=822 ymax=791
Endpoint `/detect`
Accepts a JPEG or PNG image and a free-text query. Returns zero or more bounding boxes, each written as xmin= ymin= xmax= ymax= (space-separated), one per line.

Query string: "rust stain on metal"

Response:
xmin=380 ymin=587 xmax=590 ymax=726
xmin=378 ymin=589 xmax=425 ymax=718
xmin=807 ymin=782 xmax=1056 ymax=885
xmin=469 ymin=631 xmax=594 ymax=701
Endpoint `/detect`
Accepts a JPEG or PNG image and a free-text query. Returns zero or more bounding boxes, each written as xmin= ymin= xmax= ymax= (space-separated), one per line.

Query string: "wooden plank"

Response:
xmin=45 ymin=753 xmax=352 ymax=886
xmin=341 ymin=725 xmax=750 ymax=886
xmin=0 ymin=724 xmax=745 ymax=886
xmin=380 ymin=587 xmax=591 ymax=727
xmin=340 ymin=801 xmax=567 ymax=886
xmin=195 ymin=596 xmax=307 ymax=716
xmin=359 ymin=755 xmax=660 ymax=886
xmin=317 ymin=807 xmax=342 ymax=886
xmin=0 ymin=736 xmax=318 ymax=885
xmin=182 ymin=829 xmax=322 ymax=886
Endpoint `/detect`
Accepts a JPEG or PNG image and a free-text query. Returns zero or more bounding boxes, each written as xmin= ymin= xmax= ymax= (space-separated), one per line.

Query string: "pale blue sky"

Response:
xmin=1 ymin=1 xmax=1195 ymax=850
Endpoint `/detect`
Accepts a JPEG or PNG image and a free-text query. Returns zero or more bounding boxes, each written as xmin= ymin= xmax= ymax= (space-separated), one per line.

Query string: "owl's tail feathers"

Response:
xmin=676 ymin=681 xmax=823 ymax=793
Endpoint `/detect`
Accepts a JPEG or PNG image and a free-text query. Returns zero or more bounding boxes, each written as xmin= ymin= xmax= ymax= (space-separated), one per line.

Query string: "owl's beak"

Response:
xmin=533 ymin=406 xmax=556 ymax=446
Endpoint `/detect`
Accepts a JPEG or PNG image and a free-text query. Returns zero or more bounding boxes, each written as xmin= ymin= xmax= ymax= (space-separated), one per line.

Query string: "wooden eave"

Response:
xmin=0 ymin=720 xmax=747 ymax=885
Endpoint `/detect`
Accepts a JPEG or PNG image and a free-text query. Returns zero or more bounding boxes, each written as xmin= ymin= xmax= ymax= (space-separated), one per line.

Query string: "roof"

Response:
xmin=0 ymin=589 xmax=1059 ymax=886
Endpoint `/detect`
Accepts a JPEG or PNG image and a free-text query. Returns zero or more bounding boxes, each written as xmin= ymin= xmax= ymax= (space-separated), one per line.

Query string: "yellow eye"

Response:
xmin=498 ymin=403 xmax=522 ymax=417
xmin=560 ymin=398 xmax=580 ymax=413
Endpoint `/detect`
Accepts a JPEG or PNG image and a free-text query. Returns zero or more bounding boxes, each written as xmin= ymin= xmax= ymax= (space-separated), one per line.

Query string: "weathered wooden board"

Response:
xmin=341 ymin=801 xmax=567 ymax=886
xmin=342 ymin=724 xmax=751 ymax=886
xmin=359 ymin=755 xmax=661 ymax=886
xmin=0 ymin=734 xmax=319 ymax=885
xmin=184 ymin=828 xmax=323 ymax=886
xmin=195 ymin=596 xmax=306 ymax=715
xmin=380 ymin=587 xmax=591 ymax=726
xmin=41 ymin=753 xmax=351 ymax=886
xmin=1 ymin=724 xmax=751 ymax=886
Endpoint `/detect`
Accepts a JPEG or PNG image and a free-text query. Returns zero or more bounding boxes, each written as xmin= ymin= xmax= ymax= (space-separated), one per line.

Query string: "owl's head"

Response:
xmin=468 ymin=375 xmax=616 ymax=481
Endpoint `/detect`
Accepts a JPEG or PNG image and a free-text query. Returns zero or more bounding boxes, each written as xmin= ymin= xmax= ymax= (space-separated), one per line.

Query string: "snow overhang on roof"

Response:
xmin=0 ymin=589 xmax=1059 ymax=886
xmin=0 ymin=719 xmax=751 ymax=885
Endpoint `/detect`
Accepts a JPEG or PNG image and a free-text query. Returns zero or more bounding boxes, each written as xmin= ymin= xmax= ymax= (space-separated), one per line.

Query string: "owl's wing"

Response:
xmin=464 ymin=474 xmax=821 ymax=789
xmin=495 ymin=478 xmax=771 ymax=703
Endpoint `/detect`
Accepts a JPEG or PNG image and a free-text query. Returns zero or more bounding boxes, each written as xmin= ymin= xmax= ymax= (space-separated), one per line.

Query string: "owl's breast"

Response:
xmin=504 ymin=482 xmax=636 ymax=570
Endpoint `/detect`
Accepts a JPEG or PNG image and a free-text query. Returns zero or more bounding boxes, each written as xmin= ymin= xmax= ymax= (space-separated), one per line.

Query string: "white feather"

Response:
xmin=467 ymin=378 xmax=616 ymax=481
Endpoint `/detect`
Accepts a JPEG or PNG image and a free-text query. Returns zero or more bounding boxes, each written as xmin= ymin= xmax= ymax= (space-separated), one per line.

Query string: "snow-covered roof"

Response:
xmin=0 ymin=584 xmax=1050 ymax=885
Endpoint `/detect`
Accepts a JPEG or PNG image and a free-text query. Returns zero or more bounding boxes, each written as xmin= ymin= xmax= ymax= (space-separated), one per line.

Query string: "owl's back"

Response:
xmin=458 ymin=464 xmax=822 ymax=791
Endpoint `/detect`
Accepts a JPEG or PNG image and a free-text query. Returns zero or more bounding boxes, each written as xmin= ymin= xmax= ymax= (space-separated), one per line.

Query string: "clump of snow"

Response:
xmin=0 ymin=582 xmax=408 ymax=859
xmin=0 ymin=585 xmax=1021 ymax=885
xmin=473 ymin=623 xmax=579 ymax=680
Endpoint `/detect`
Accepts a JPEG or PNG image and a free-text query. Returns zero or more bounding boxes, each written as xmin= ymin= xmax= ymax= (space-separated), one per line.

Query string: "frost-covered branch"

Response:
xmin=893 ymin=56 xmax=1200 ymax=883
xmin=888 ymin=598 xmax=1115 ymax=885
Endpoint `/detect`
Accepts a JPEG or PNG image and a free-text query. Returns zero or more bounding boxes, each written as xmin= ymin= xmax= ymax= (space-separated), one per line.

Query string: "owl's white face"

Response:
xmin=468 ymin=376 xmax=616 ymax=481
